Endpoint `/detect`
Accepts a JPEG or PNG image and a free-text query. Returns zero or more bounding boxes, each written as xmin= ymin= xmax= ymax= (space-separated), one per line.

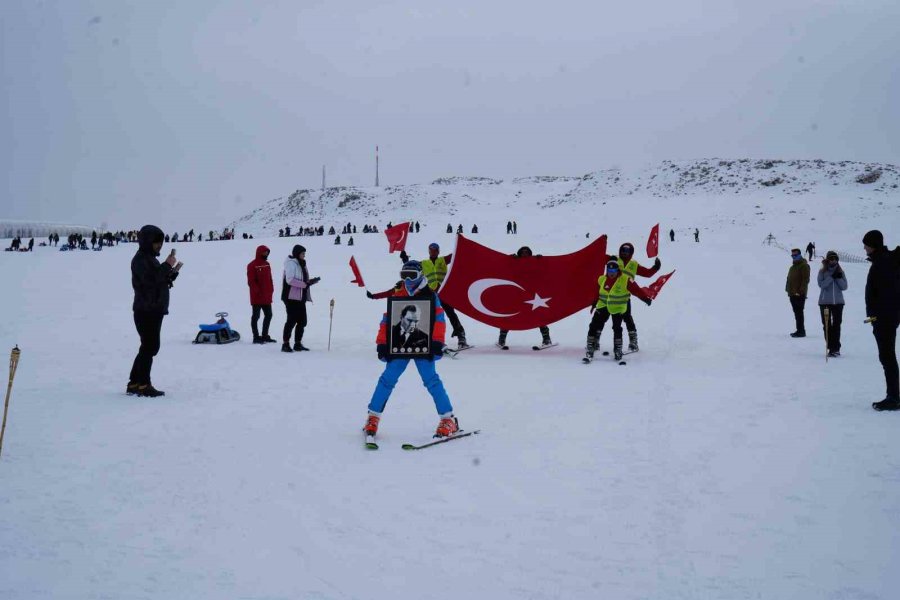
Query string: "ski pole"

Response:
xmin=0 ymin=345 xmax=22 ymax=459
xmin=824 ymin=307 xmax=830 ymax=362
xmin=328 ymin=299 xmax=335 ymax=351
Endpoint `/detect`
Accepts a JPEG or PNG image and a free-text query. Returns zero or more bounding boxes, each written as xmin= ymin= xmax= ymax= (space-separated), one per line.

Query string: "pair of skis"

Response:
xmin=365 ymin=429 xmax=480 ymax=451
xmin=443 ymin=344 xmax=475 ymax=359
xmin=495 ymin=343 xmax=559 ymax=351
xmin=582 ymin=349 xmax=637 ymax=366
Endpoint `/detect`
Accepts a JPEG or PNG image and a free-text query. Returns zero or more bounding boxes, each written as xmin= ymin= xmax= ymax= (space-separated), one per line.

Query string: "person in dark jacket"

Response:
xmin=817 ymin=251 xmax=848 ymax=357
xmin=863 ymin=230 xmax=900 ymax=411
xmin=786 ymin=248 xmax=811 ymax=337
xmin=247 ymin=245 xmax=275 ymax=344
xmin=281 ymin=245 xmax=320 ymax=352
xmin=128 ymin=225 xmax=180 ymax=397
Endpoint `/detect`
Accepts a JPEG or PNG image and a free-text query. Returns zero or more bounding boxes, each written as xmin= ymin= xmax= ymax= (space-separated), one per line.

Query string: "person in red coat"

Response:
xmin=247 ymin=245 xmax=275 ymax=343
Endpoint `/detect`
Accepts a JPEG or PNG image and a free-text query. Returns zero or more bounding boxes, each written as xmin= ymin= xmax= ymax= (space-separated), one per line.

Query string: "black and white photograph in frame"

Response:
xmin=386 ymin=297 xmax=434 ymax=360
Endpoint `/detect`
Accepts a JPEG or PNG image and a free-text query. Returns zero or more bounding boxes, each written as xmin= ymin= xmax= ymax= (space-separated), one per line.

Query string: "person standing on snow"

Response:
xmin=786 ymin=248 xmax=811 ymax=337
xmin=497 ymin=246 xmax=553 ymax=349
xmin=616 ymin=242 xmax=661 ymax=352
xmin=669 ymin=229 xmax=675 ymax=242
xmin=363 ymin=260 xmax=460 ymax=440
xmin=247 ymin=245 xmax=276 ymax=344
xmin=127 ymin=225 xmax=181 ymax=397
xmin=281 ymin=245 xmax=320 ymax=353
xmin=400 ymin=242 xmax=469 ymax=348
xmin=862 ymin=230 xmax=900 ymax=411
xmin=817 ymin=251 xmax=847 ymax=358
xmin=584 ymin=257 xmax=653 ymax=362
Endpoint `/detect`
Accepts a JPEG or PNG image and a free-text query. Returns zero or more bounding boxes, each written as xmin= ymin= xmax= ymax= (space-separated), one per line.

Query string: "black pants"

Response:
xmin=442 ymin=300 xmax=465 ymax=338
xmin=789 ymin=296 xmax=806 ymax=334
xmin=588 ymin=309 xmax=624 ymax=342
xmin=873 ymin=318 xmax=899 ymax=400
xmin=499 ymin=326 xmax=549 ymax=341
xmin=283 ymin=300 xmax=307 ymax=343
xmin=251 ymin=304 xmax=273 ymax=339
xmin=623 ymin=300 xmax=636 ymax=333
xmin=819 ymin=304 xmax=843 ymax=353
xmin=130 ymin=311 xmax=164 ymax=385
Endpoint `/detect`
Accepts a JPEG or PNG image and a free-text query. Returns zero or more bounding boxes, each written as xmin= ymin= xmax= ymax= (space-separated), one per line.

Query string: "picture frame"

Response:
xmin=386 ymin=296 xmax=435 ymax=360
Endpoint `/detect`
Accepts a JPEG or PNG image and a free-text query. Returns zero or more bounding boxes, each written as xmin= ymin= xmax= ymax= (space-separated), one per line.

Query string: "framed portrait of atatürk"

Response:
xmin=386 ymin=296 xmax=435 ymax=360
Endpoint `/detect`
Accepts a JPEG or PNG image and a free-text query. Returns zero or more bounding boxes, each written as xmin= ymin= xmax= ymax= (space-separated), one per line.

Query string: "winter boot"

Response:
xmin=363 ymin=412 xmax=381 ymax=436
xmin=261 ymin=335 xmax=276 ymax=343
xmin=628 ymin=330 xmax=639 ymax=352
xmin=585 ymin=335 xmax=598 ymax=359
xmin=126 ymin=382 xmax=141 ymax=395
xmin=135 ymin=384 xmax=165 ymax=398
xmin=873 ymin=397 xmax=900 ymax=411
xmin=294 ymin=342 xmax=310 ymax=351
xmin=434 ymin=414 xmax=460 ymax=438
xmin=613 ymin=340 xmax=624 ymax=361
xmin=790 ymin=331 xmax=806 ymax=338
xmin=281 ymin=342 xmax=293 ymax=353
xmin=253 ymin=336 xmax=264 ymax=344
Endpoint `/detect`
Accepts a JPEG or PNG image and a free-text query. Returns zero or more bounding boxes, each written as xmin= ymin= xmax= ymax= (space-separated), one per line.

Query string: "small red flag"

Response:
xmin=349 ymin=256 xmax=365 ymax=288
xmin=643 ymin=269 xmax=675 ymax=300
xmin=646 ymin=223 xmax=660 ymax=258
xmin=384 ymin=222 xmax=410 ymax=253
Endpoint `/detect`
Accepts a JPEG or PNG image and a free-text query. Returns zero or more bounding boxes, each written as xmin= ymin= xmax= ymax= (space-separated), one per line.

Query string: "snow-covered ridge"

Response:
xmin=228 ymin=159 xmax=900 ymax=233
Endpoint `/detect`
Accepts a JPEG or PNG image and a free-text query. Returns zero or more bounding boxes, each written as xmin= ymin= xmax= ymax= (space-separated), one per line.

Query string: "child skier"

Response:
xmin=363 ymin=260 xmax=460 ymax=439
xmin=497 ymin=246 xmax=553 ymax=349
xmin=584 ymin=257 xmax=653 ymax=362
xmin=616 ymin=242 xmax=661 ymax=352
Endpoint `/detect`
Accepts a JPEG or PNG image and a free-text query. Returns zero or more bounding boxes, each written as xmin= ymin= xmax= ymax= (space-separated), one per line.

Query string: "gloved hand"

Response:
xmin=400 ymin=250 xmax=409 ymax=263
xmin=377 ymin=344 xmax=388 ymax=361
xmin=641 ymin=297 xmax=652 ymax=306
xmin=430 ymin=341 xmax=444 ymax=359
xmin=653 ymin=257 xmax=661 ymax=270
xmin=309 ymin=277 xmax=321 ymax=285
xmin=168 ymin=271 xmax=179 ymax=282
xmin=366 ymin=291 xmax=375 ymax=299
xmin=833 ymin=269 xmax=843 ymax=279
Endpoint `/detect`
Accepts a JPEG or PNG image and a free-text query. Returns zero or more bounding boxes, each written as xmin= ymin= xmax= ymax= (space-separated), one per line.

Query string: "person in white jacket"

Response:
xmin=817 ymin=250 xmax=848 ymax=357
xmin=281 ymin=245 xmax=320 ymax=353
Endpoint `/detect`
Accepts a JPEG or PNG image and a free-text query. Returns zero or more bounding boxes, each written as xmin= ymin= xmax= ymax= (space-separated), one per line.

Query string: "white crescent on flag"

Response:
xmin=467 ymin=278 xmax=523 ymax=318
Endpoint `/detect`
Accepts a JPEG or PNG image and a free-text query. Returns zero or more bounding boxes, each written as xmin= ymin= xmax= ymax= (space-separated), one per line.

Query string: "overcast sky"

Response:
xmin=2 ymin=0 xmax=899 ymax=227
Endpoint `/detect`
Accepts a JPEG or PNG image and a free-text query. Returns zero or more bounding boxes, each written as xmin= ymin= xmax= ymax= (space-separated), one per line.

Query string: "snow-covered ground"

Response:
xmin=1 ymin=184 xmax=899 ymax=599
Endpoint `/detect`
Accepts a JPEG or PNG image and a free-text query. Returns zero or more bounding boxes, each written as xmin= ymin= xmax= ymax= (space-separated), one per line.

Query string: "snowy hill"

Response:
xmin=229 ymin=159 xmax=900 ymax=238
xmin=2 ymin=167 xmax=900 ymax=599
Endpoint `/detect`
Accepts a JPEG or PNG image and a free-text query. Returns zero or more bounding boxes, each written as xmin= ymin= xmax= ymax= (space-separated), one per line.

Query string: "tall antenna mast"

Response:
xmin=375 ymin=145 xmax=380 ymax=187
xmin=322 ymin=165 xmax=326 ymax=190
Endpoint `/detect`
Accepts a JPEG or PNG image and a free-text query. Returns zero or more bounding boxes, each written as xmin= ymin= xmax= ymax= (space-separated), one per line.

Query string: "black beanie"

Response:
xmin=863 ymin=230 xmax=884 ymax=248
xmin=292 ymin=244 xmax=306 ymax=258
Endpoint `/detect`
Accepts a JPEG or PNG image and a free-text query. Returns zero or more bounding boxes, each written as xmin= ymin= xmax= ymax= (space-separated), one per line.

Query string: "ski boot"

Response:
xmin=628 ymin=331 xmax=639 ymax=352
xmin=538 ymin=330 xmax=553 ymax=349
xmin=497 ymin=331 xmax=507 ymax=347
xmin=613 ymin=340 xmax=624 ymax=362
xmin=456 ymin=331 xmax=470 ymax=350
xmin=434 ymin=414 xmax=459 ymax=438
xmin=584 ymin=335 xmax=598 ymax=361
xmin=363 ymin=412 xmax=381 ymax=435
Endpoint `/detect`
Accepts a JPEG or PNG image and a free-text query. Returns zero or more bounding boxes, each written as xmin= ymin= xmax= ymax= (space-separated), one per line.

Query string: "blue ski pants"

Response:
xmin=368 ymin=358 xmax=453 ymax=415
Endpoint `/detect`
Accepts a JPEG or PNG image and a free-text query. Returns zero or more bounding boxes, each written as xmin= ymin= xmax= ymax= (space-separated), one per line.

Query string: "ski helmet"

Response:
xmin=618 ymin=243 xmax=634 ymax=256
xmin=401 ymin=260 xmax=423 ymax=281
xmin=606 ymin=256 xmax=620 ymax=273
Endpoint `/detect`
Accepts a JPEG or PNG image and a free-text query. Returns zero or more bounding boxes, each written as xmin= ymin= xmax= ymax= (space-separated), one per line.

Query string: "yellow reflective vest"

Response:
xmin=422 ymin=257 xmax=448 ymax=291
xmin=617 ymin=257 xmax=639 ymax=280
xmin=595 ymin=274 xmax=631 ymax=314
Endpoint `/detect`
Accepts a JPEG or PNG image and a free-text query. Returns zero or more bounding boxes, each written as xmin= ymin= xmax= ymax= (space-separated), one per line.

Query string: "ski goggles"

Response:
xmin=401 ymin=269 xmax=421 ymax=281
xmin=620 ymin=246 xmax=634 ymax=255
xmin=606 ymin=263 xmax=619 ymax=272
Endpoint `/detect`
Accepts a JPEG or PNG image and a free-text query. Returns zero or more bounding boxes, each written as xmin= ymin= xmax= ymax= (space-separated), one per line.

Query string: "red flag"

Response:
xmin=384 ymin=222 xmax=410 ymax=253
xmin=349 ymin=256 xmax=365 ymax=288
xmin=643 ymin=270 xmax=675 ymax=300
xmin=438 ymin=234 xmax=608 ymax=330
xmin=646 ymin=223 xmax=660 ymax=258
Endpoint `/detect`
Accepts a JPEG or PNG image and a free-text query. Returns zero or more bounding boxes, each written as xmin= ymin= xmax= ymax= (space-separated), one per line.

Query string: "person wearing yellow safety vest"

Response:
xmin=401 ymin=242 xmax=469 ymax=348
xmin=617 ymin=242 xmax=661 ymax=352
xmin=584 ymin=256 xmax=653 ymax=362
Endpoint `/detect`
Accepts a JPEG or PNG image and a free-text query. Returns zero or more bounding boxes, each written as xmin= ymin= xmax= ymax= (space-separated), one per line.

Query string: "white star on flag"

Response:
xmin=524 ymin=293 xmax=551 ymax=310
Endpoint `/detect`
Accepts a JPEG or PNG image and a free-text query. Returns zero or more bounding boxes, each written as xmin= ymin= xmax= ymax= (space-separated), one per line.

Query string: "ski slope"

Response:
xmin=1 ymin=189 xmax=899 ymax=599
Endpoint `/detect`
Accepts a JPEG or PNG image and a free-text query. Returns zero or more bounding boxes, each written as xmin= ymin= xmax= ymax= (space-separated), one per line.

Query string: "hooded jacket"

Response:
xmin=247 ymin=245 xmax=274 ymax=305
xmin=282 ymin=246 xmax=312 ymax=303
xmin=786 ymin=258 xmax=810 ymax=296
xmin=817 ymin=264 xmax=848 ymax=306
xmin=131 ymin=225 xmax=174 ymax=314
xmin=865 ymin=246 xmax=900 ymax=321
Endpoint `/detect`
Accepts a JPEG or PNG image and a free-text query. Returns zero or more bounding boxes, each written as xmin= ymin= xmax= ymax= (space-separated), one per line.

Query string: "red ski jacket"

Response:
xmin=247 ymin=245 xmax=274 ymax=305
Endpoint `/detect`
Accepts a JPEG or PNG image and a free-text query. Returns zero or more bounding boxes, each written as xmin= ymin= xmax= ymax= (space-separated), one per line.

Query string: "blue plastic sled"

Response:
xmin=193 ymin=312 xmax=241 ymax=344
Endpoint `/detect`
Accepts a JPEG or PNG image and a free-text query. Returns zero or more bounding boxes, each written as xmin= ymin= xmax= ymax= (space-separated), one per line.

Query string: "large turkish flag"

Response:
xmin=439 ymin=234 xmax=608 ymax=330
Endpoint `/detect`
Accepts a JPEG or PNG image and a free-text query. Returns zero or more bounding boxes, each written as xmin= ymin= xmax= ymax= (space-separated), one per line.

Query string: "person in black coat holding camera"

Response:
xmin=863 ymin=230 xmax=900 ymax=411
